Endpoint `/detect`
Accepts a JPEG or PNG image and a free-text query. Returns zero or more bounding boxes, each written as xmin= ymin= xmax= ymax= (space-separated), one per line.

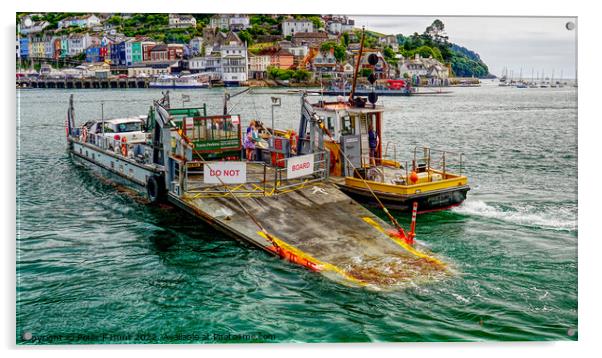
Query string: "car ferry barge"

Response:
xmin=65 ymin=94 xmax=450 ymax=290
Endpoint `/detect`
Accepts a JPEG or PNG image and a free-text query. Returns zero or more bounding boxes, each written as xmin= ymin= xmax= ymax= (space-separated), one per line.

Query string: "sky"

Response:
xmin=353 ymin=16 xmax=577 ymax=79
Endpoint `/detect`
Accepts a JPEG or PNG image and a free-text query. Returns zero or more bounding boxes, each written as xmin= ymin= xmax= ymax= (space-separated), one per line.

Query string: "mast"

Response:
xmin=348 ymin=27 xmax=366 ymax=103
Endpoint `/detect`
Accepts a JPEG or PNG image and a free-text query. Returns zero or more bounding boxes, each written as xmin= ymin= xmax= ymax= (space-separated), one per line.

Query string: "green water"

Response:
xmin=16 ymin=84 xmax=577 ymax=343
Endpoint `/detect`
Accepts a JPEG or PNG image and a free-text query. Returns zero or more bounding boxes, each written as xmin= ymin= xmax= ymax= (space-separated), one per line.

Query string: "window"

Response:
xmin=341 ymin=115 xmax=355 ymax=135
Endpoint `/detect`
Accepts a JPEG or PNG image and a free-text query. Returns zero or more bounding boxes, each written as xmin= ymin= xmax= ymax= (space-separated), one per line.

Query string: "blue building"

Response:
xmin=19 ymin=37 xmax=29 ymax=59
xmin=110 ymin=41 xmax=126 ymax=66
xmin=86 ymin=47 xmax=99 ymax=62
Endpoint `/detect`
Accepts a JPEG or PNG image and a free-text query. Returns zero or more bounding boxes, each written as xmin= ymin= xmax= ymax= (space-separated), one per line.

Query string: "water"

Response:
xmin=16 ymin=84 xmax=577 ymax=343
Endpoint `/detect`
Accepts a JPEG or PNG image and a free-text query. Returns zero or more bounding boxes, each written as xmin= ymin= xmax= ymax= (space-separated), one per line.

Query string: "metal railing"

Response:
xmin=75 ymin=131 xmax=154 ymax=164
xmin=412 ymin=146 xmax=465 ymax=178
xmin=181 ymin=150 xmax=329 ymax=198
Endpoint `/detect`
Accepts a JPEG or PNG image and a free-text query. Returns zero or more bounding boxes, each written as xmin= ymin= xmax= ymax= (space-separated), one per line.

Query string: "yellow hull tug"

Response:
xmin=298 ymin=28 xmax=469 ymax=214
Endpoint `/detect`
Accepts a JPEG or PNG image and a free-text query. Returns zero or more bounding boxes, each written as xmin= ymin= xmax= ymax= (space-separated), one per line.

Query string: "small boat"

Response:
xmin=298 ymin=95 xmax=470 ymax=213
xmin=149 ymin=74 xmax=210 ymax=89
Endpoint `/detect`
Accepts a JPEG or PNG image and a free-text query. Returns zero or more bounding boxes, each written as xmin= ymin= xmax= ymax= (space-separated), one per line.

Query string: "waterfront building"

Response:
xmin=44 ymin=36 xmax=54 ymax=58
xmin=30 ymin=36 xmax=46 ymax=58
xmin=258 ymin=47 xmax=294 ymax=70
xmin=16 ymin=36 xmax=19 ymax=60
xmin=397 ymin=54 xmax=449 ymax=81
xmin=125 ymin=39 xmax=144 ymax=66
xmin=58 ymin=14 xmax=101 ymax=29
xmin=292 ymin=31 xmax=329 ymax=47
xmin=67 ymin=33 xmax=91 ymax=57
xmin=248 ymin=53 xmax=270 ymax=79
xmin=141 ymin=42 xmax=157 ymax=62
xmin=189 ymin=37 xmax=204 ymax=56
xmin=282 ymin=19 xmax=314 ymax=37
xmin=127 ymin=62 xmax=177 ymax=77
xmin=19 ymin=37 xmax=30 ymax=59
xmin=312 ymin=48 xmax=337 ymax=73
xmin=110 ymin=41 xmax=127 ymax=66
xmin=189 ymin=55 xmax=222 ymax=80
xmin=168 ymin=14 xmax=197 ymax=29
xmin=149 ymin=44 xmax=184 ymax=62
xmin=220 ymin=41 xmax=248 ymax=84
xmin=85 ymin=46 xmax=109 ymax=63
xmin=61 ymin=37 xmax=69 ymax=58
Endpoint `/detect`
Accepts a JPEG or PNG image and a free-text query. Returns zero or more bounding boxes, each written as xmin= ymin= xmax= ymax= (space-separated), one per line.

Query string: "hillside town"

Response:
xmin=16 ymin=13 xmax=458 ymax=87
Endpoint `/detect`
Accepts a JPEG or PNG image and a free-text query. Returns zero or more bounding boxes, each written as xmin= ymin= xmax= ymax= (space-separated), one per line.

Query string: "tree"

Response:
xmin=424 ymin=19 xmax=448 ymax=44
xmin=307 ymin=16 xmax=322 ymax=30
xmin=238 ymin=30 xmax=253 ymax=46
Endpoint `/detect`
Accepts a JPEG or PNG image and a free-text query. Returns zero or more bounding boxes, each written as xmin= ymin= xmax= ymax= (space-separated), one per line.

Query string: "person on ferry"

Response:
xmin=244 ymin=120 xmax=258 ymax=161
xmin=368 ymin=123 xmax=379 ymax=166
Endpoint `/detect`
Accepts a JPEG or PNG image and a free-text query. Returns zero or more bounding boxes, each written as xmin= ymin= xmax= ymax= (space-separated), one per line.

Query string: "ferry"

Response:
xmin=319 ymin=78 xmax=453 ymax=96
xmin=65 ymin=93 xmax=451 ymax=290
xmin=149 ymin=74 xmax=210 ymax=89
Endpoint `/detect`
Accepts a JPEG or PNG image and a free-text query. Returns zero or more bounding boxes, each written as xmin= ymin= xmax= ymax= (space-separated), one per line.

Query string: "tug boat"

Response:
xmin=305 ymin=97 xmax=470 ymax=213
xmin=277 ymin=29 xmax=469 ymax=214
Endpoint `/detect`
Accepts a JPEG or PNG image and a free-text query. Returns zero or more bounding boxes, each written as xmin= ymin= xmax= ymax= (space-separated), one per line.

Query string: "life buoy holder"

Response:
xmin=121 ymin=137 xmax=128 ymax=157
xmin=81 ymin=127 xmax=88 ymax=143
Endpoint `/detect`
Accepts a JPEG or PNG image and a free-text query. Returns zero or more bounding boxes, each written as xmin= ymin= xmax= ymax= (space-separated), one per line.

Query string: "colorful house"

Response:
xmin=125 ymin=39 xmax=143 ymax=66
xmin=19 ymin=38 xmax=29 ymax=59
xmin=110 ymin=41 xmax=126 ymax=66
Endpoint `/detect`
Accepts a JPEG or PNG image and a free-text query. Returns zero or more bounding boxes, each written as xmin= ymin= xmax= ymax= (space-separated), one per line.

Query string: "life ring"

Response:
xmin=121 ymin=137 xmax=128 ymax=156
xmin=146 ymin=174 xmax=165 ymax=203
xmin=81 ymin=127 xmax=88 ymax=142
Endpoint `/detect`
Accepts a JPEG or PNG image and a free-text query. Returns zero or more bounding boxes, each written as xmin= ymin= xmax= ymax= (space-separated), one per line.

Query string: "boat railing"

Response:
xmin=382 ymin=141 xmax=398 ymax=163
xmin=77 ymin=132 xmax=154 ymax=163
xmin=182 ymin=150 xmax=329 ymax=197
xmin=412 ymin=146 xmax=465 ymax=178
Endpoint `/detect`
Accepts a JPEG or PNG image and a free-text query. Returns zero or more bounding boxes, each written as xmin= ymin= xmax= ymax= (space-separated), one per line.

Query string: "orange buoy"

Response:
xmin=409 ymin=171 xmax=418 ymax=184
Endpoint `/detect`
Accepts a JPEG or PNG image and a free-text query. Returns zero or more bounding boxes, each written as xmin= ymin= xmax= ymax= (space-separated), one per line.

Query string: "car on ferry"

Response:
xmin=82 ymin=116 xmax=149 ymax=144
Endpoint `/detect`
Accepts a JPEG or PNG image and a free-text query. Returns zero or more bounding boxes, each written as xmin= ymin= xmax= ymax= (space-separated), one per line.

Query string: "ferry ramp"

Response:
xmin=173 ymin=159 xmax=451 ymax=290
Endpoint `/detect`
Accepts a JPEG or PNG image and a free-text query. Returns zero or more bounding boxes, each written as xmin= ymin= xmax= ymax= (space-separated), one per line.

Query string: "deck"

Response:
xmin=169 ymin=161 xmax=450 ymax=290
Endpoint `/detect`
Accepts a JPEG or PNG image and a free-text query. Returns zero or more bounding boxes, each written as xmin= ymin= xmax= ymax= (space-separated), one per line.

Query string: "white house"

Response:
xmin=397 ymin=54 xmax=449 ymax=81
xmin=19 ymin=15 xmax=50 ymax=35
xmin=189 ymin=56 xmax=222 ymax=81
xmin=67 ymin=33 xmax=91 ymax=56
xmin=220 ymin=41 xmax=248 ymax=84
xmin=58 ymin=15 xmax=101 ymax=29
xmin=209 ymin=14 xmax=249 ymax=31
xmin=282 ymin=19 xmax=314 ymax=37
xmin=168 ymin=14 xmax=197 ymax=29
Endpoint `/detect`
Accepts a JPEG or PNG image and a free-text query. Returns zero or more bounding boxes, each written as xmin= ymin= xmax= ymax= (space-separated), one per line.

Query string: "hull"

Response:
xmin=148 ymin=84 xmax=209 ymax=89
xmin=69 ymin=139 xmax=162 ymax=198
xmin=336 ymin=183 xmax=470 ymax=213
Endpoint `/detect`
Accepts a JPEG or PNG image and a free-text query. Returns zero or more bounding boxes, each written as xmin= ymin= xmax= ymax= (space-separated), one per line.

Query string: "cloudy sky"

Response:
xmin=353 ymin=16 xmax=577 ymax=79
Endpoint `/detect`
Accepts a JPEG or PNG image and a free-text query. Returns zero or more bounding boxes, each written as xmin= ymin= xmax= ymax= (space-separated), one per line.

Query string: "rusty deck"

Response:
xmin=169 ymin=180 xmax=451 ymax=290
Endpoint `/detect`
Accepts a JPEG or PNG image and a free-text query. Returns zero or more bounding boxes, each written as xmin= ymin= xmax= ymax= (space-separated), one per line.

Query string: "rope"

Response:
xmin=311 ymin=109 xmax=406 ymax=234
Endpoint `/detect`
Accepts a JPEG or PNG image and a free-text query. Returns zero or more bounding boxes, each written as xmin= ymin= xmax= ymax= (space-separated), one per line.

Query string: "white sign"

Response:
xmin=184 ymin=117 xmax=194 ymax=130
xmin=204 ymin=161 xmax=247 ymax=184
xmin=287 ymin=154 xmax=314 ymax=179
